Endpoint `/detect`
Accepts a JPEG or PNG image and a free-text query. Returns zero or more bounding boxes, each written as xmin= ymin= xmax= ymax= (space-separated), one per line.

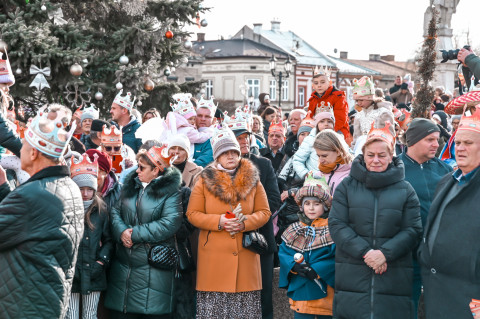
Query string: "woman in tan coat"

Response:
xmin=167 ymin=134 xmax=202 ymax=188
xmin=187 ymin=125 xmax=271 ymax=319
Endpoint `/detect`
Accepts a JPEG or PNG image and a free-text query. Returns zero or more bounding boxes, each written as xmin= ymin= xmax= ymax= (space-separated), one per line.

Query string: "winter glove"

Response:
xmin=293 ymin=263 xmax=319 ymax=281
xmin=291 ymin=262 xmax=307 ymax=274
xmin=90 ymin=261 xmax=104 ymax=280
xmin=302 ymin=266 xmax=319 ymax=281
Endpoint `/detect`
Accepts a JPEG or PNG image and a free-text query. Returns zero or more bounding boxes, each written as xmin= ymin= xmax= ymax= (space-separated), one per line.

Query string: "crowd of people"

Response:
xmin=0 ymin=49 xmax=480 ymax=319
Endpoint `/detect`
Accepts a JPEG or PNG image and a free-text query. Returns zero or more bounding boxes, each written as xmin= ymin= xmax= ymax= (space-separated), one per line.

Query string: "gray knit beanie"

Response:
xmin=72 ymin=174 xmax=98 ymax=191
xmin=211 ymin=127 xmax=241 ymax=160
xmin=405 ymin=118 xmax=440 ymax=147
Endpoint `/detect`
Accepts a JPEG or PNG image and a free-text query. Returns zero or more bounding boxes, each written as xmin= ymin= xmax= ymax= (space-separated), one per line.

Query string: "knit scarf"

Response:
xmin=318 ymin=156 xmax=345 ymax=174
xmin=216 ymin=163 xmax=237 ymax=175
xmin=281 ymin=221 xmax=334 ymax=252
xmin=83 ymin=199 xmax=94 ymax=213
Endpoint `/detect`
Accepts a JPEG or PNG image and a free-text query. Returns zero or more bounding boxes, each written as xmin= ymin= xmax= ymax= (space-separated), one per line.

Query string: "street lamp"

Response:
xmin=269 ymin=54 xmax=292 ymax=107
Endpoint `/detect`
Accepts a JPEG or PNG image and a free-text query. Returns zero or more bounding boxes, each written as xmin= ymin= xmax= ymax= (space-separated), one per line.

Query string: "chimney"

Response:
xmin=253 ymin=23 xmax=262 ymax=34
xmin=369 ymin=54 xmax=381 ymax=61
xmin=197 ymin=33 xmax=205 ymax=42
xmin=271 ymin=20 xmax=281 ymax=32
xmin=340 ymin=51 xmax=348 ymax=59
xmin=381 ymin=54 xmax=395 ymax=61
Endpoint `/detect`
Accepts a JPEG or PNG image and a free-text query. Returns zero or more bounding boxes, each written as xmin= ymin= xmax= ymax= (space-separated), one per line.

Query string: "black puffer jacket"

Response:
xmin=72 ymin=203 xmax=113 ymax=295
xmin=329 ymin=156 xmax=422 ymax=319
xmin=0 ymin=166 xmax=84 ymax=319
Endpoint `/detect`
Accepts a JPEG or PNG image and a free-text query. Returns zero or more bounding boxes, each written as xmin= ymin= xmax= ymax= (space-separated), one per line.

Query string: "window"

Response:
xmin=282 ymin=79 xmax=289 ymax=101
xmin=205 ymin=79 xmax=213 ymax=99
xmin=298 ymin=87 xmax=305 ymax=107
xmin=247 ymin=79 xmax=260 ymax=99
xmin=269 ymin=80 xmax=276 ymax=101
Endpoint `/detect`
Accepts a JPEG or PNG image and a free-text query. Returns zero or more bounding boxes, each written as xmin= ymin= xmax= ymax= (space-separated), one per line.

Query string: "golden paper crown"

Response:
xmin=312 ymin=65 xmax=331 ymax=78
xmin=101 ymin=124 xmax=122 ymax=145
xmin=70 ymin=153 xmax=99 ymax=178
xmin=314 ymin=101 xmax=333 ymax=116
xmin=268 ymin=121 xmax=285 ymax=136
xmin=367 ymin=121 xmax=395 ymax=147
xmin=458 ymin=105 xmax=480 ymax=134
xmin=146 ymin=145 xmax=173 ymax=172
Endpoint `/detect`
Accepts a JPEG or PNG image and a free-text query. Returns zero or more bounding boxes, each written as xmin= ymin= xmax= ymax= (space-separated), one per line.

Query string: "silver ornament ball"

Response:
xmin=119 ymin=55 xmax=129 ymax=65
xmin=95 ymin=92 xmax=103 ymax=100
xmin=200 ymin=19 xmax=208 ymax=27
xmin=15 ymin=68 xmax=22 ymax=75
xmin=164 ymin=69 xmax=171 ymax=76
xmin=137 ymin=101 xmax=143 ymax=107
xmin=116 ymin=82 xmax=123 ymax=90
xmin=41 ymin=5 xmax=47 ymax=11
xmin=184 ymin=40 xmax=192 ymax=49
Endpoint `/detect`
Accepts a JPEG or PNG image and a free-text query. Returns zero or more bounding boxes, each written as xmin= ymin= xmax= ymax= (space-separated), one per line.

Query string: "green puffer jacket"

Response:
xmin=0 ymin=165 xmax=84 ymax=319
xmin=105 ymin=167 xmax=182 ymax=315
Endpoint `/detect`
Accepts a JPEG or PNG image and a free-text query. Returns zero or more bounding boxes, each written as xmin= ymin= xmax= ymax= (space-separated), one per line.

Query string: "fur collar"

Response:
xmin=201 ymin=158 xmax=259 ymax=204
xmin=122 ymin=166 xmax=182 ymax=199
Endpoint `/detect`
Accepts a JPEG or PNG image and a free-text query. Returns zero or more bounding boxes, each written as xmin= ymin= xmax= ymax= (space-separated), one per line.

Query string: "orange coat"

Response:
xmin=307 ymin=86 xmax=350 ymax=141
xmin=186 ymin=158 xmax=271 ymax=293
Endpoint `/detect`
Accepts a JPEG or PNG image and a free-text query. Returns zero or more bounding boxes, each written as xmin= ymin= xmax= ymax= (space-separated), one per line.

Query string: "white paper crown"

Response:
xmin=83 ymin=103 xmax=99 ymax=119
xmin=225 ymin=105 xmax=253 ymax=131
xmin=210 ymin=123 xmax=237 ymax=148
xmin=170 ymin=93 xmax=195 ymax=116
xmin=25 ymin=105 xmax=76 ymax=158
xmin=313 ymin=65 xmax=331 ymax=78
xmin=113 ymin=89 xmax=136 ymax=112
xmin=198 ymin=95 xmax=217 ymax=117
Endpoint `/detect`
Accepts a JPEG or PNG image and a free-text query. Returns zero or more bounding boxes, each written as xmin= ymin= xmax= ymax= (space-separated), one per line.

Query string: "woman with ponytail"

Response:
xmin=66 ymin=154 xmax=113 ymax=319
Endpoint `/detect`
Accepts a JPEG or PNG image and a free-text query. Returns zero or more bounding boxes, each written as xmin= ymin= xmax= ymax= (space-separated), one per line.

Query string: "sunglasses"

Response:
xmin=138 ymin=164 xmax=151 ymax=172
xmin=104 ymin=146 xmax=121 ymax=152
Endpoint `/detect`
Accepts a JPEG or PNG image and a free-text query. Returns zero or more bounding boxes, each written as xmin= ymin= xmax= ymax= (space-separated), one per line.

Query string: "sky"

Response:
xmin=186 ymin=0 xmax=480 ymax=61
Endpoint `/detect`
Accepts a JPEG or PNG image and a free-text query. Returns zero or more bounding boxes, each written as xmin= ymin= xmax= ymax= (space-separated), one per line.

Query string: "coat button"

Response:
xmin=85 ymin=237 xmax=89 ymax=240
xmin=431 ymin=268 xmax=436 ymax=274
xmin=86 ymin=263 xmax=90 ymax=267
xmin=233 ymin=252 xmax=238 ymax=256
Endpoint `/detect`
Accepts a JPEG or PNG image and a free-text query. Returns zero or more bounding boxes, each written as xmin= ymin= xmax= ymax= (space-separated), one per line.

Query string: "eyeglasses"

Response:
xmin=138 ymin=164 xmax=151 ymax=172
xmin=104 ymin=146 xmax=121 ymax=152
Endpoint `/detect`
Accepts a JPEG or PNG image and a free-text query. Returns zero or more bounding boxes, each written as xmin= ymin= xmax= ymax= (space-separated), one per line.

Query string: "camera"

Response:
xmin=440 ymin=45 xmax=471 ymax=63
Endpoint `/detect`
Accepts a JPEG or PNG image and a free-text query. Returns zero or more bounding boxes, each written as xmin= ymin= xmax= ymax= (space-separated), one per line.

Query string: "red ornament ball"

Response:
xmin=165 ymin=30 xmax=174 ymax=39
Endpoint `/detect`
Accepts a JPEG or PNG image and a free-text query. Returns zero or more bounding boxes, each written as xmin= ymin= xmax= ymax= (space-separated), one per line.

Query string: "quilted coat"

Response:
xmin=0 ymin=165 xmax=84 ymax=319
xmin=187 ymin=158 xmax=271 ymax=292
xmin=328 ymin=156 xmax=422 ymax=319
xmin=105 ymin=167 xmax=182 ymax=315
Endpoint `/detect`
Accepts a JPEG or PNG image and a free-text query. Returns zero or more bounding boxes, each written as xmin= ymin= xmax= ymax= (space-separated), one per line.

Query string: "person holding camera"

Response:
xmin=458 ymin=47 xmax=480 ymax=80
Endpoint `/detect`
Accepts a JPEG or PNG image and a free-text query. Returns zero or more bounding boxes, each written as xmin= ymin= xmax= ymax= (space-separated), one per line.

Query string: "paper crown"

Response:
xmin=113 ymin=89 xmax=136 ymax=112
xmin=101 ymin=124 xmax=122 ymax=145
xmin=146 ymin=145 xmax=173 ymax=172
xmin=268 ymin=121 xmax=285 ymax=136
xmin=25 ymin=105 xmax=76 ymax=158
xmin=198 ymin=95 xmax=217 ymax=117
xmin=211 ymin=123 xmax=237 ymax=147
xmin=170 ymin=93 xmax=196 ymax=118
xmin=295 ymin=171 xmax=332 ymax=207
xmin=70 ymin=153 xmax=99 ymax=178
xmin=366 ymin=121 xmax=395 ymax=147
xmin=73 ymin=107 xmax=83 ymax=119
xmin=314 ymin=101 xmax=334 ymax=116
xmin=353 ymin=76 xmax=375 ymax=98
xmin=458 ymin=105 xmax=480 ymax=134
xmin=225 ymin=105 xmax=253 ymax=132
xmin=444 ymin=90 xmax=480 ymax=115
xmin=312 ymin=65 xmax=331 ymax=78
xmin=393 ymin=108 xmax=411 ymax=129
xmin=82 ymin=104 xmax=99 ymax=120
xmin=300 ymin=111 xmax=315 ymax=129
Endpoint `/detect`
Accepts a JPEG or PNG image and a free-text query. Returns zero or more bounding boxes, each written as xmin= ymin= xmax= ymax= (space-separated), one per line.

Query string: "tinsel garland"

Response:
xmin=411 ymin=6 xmax=438 ymax=119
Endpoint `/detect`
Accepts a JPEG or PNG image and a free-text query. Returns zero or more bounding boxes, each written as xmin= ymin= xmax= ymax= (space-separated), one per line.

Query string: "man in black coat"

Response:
xmin=418 ymin=108 xmax=480 ymax=319
xmin=283 ymin=109 xmax=306 ymax=158
xmin=235 ymin=127 xmax=281 ymax=319
xmin=0 ymin=106 xmax=84 ymax=319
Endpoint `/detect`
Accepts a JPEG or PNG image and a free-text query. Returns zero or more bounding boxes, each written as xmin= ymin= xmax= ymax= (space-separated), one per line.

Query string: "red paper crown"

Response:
xmin=393 ymin=108 xmax=411 ymax=129
xmin=367 ymin=121 xmax=395 ymax=147
xmin=70 ymin=153 xmax=99 ymax=178
xmin=146 ymin=145 xmax=173 ymax=172
xmin=101 ymin=124 xmax=122 ymax=145
xmin=300 ymin=111 xmax=315 ymax=129
xmin=458 ymin=105 xmax=480 ymax=134
xmin=268 ymin=121 xmax=285 ymax=136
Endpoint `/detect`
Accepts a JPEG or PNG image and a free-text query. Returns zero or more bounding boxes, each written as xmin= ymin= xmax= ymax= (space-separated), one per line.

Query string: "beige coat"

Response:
xmin=182 ymin=161 xmax=202 ymax=189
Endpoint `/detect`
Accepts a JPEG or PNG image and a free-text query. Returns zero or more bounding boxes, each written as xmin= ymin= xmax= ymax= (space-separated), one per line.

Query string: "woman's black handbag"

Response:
xmin=147 ymin=244 xmax=179 ymax=271
xmin=176 ymin=238 xmax=196 ymax=273
xmin=242 ymin=230 xmax=269 ymax=255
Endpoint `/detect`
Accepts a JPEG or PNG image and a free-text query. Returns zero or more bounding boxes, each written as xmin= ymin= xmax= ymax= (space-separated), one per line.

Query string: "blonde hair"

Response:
xmin=313 ymin=129 xmax=353 ymax=164
xmin=361 ymin=139 xmax=394 ymax=156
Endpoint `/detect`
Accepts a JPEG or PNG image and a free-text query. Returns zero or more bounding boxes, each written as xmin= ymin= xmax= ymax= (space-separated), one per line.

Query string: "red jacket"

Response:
xmin=307 ymin=86 xmax=350 ymax=140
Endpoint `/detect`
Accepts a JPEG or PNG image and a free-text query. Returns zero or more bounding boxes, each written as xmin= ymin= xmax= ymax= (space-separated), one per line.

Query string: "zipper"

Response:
xmin=370 ymin=195 xmax=379 ymax=319
xmin=124 ymin=186 xmax=146 ymax=313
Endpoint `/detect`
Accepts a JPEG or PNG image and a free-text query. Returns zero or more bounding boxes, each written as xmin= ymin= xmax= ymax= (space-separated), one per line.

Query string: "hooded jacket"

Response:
xmin=105 ymin=167 xmax=182 ymax=315
xmin=0 ymin=166 xmax=84 ymax=319
xmin=328 ymin=156 xmax=422 ymax=319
